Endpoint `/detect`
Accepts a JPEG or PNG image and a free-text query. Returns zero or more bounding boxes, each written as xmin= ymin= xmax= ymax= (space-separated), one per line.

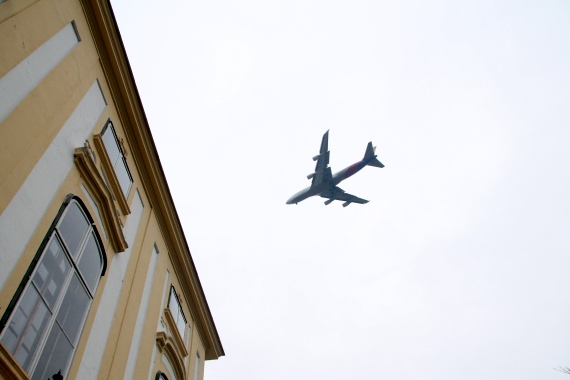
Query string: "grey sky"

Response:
xmin=111 ymin=1 xmax=570 ymax=378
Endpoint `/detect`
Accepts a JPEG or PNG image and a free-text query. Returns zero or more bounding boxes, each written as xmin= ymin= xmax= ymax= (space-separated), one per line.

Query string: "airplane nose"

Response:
xmin=287 ymin=187 xmax=309 ymax=205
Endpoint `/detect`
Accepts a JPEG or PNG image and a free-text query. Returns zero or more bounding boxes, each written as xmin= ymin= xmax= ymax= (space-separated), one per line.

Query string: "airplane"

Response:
xmin=286 ymin=130 xmax=384 ymax=207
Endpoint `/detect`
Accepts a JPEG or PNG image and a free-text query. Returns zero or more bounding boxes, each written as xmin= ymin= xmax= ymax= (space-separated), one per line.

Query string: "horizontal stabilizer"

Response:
xmin=363 ymin=141 xmax=384 ymax=168
xmin=367 ymin=158 xmax=384 ymax=168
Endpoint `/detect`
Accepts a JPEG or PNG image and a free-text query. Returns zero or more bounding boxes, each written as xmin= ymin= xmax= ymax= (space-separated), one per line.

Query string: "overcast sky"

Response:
xmin=111 ymin=1 xmax=570 ymax=379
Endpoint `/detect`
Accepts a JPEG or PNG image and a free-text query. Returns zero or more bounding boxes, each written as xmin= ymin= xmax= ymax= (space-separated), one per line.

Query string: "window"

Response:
xmin=101 ymin=121 xmax=132 ymax=198
xmin=0 ymin=196 xmax=106 ymax=380
xmin=168 ymin=286 xmax=186 ymax=339
xmin=155 ymin=371 xmax=169 ymax=380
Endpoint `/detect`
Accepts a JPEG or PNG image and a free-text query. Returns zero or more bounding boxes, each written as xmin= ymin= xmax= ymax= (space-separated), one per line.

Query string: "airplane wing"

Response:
xmin=310 ymin=130 xmax=331 ymax=187
xmin=319 ymin=186 xmax=369 ymax=204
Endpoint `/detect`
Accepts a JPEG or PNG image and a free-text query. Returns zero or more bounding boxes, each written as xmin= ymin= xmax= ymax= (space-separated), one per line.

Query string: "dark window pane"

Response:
xmin=1 ymin=285 xmax=51 ymax=371
xmin=115 ymin=157 xmax=132 ymax=197
xmin=77 ymin=233 xmax=102 ymax=292
xmin=31 ymin=323 xmax=73 ymax=380
xmin=32 ymin=238 xmax=71 ymax=309
xmin=57 ymin=203 xmax=89 ymax=258
xmin=56 ymin=273 xmax=90 ymax=344
xmin=102 ymin=126 xmax=121 ymax=166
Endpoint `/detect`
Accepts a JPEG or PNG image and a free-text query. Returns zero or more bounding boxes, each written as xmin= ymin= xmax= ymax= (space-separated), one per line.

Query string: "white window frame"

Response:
xmin=167 ymin=286 xmax=187 ymax=340
xmin=101 ymin=120 xmax=133 ymax=198
xmin=0 ymin=196 xmax=106 ymax=379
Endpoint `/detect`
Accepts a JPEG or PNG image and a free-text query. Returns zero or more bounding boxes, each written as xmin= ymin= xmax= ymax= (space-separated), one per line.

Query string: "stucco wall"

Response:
xmin=0 ymin=0 xmax=212 ymax=378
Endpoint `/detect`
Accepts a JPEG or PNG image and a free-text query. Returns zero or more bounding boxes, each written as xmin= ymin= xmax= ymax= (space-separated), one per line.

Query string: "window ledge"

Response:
xmin=0 ymin=342 xmax=29 ymax=380
xmin=74 ymin=147 xmax=128 ymax=252
xmin=93 ymin=134 xmax=131 ymax=215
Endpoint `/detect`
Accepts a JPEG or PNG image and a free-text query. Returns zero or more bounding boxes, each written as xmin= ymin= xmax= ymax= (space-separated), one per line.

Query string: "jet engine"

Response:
xmin=312 ymin=154 xmax=320 ymax=161
xmin=307 ymin=173 xmax=316 ymax=179
xmin=342 ymin=201 xmax=351 ymax=207
xmin=324 ymin=199 xmax=334 ymax=205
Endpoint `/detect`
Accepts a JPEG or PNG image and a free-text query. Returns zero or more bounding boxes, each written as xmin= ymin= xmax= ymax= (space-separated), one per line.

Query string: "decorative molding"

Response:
xmin=0 ymin=342 xmax=29 ymax=380
xmin=163 ymin=308 xmax=188 ymax=358
xmin=156 ymin=331 xmax=167 ymax=352
xmin=74 ymin=147 xmax=128 ymax=252
xmin=84 ymin=139 xmax=97 ymax=163
xmin=120 ymin=137 xmax=128 ymax=156
xmin=155 ymin=370 xmax=169 ymax=380
xmin=92 ymin=134 xmax=131 ymax=215
xmin=155 ymin=332 xmax=186 ymax=380
xmin=79 ymin=0 xmax=224 ymax=359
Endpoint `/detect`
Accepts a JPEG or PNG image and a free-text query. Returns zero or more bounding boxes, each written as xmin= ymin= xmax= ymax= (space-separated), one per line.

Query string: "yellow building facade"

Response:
xmin=0 ymin=0 xmax=224 ymax=379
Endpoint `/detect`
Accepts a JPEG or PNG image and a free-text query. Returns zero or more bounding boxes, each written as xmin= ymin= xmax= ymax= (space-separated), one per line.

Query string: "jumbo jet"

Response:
xmin=286 ymin=130 xmax=384 ymax=207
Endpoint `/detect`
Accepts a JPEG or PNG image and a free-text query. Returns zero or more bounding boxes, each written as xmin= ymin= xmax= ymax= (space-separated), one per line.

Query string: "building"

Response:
xmin=0 ymin=0 xmax=224 ymax=379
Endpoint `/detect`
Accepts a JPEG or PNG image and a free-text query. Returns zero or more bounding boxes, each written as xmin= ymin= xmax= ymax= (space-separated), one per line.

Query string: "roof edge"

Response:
xmin=79 ymin=0 xmax=224 ymax=359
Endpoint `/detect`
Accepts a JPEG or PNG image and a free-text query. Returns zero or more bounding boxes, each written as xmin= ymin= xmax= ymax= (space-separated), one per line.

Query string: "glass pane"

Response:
xmin=176 ymin=313 xmax=185 ymax=339
xmin=31 ymin=322 xmax=73 ymax=380
xmin=115 ymin=157 xmax=132 ymax=197
xmin=168 ymin=292 xmax=179 ymax=322
xmin=77 ymin=233 xmax=102 ymax=292
xmin=1 ymin=285 xmax=52 ymax=371
xmin=57 ymin=202 xmax=89 ymax=258
xmin=168 ymin=289 xmax=185 ymax=339
xmin=56 ymin=273 xmax=90 ymax=344
xmin=32 ymin=238 xmax=71 ymax=309
xmin=102 ymin=125 xmax=121 ymax=166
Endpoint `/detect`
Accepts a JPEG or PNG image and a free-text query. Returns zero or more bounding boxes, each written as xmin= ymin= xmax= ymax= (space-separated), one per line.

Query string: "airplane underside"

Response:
xmin=286 ymin=130 xmax=384 ymax=207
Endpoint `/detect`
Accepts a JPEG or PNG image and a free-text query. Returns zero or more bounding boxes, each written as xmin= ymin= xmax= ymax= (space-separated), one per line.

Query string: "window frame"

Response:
xmin=100 ymin=120 xmax=133 ymax=198
xmin=0 ymin=195 xmax=107 ymax=378
xmin=155 ymin=371 xmax=170 ymax=380
xmin=92 ymin=119 xmax=132 ymax=216
xmin=167 ymin=286 xmax=187 ymax=340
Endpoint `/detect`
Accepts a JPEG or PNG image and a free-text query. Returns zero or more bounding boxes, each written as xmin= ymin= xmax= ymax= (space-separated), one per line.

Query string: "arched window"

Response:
xmin=0 ymin=195 xmax=106 ymax=380
xmin=155 ymin=371 xmax=170 ymax=380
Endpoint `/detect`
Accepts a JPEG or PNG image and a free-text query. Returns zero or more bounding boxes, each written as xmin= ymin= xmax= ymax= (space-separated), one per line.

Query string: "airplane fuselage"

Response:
xmin=287 ymin=130 xmax=384 ymax=206
xmin=286 ymin=155 xmax=375 ymax=204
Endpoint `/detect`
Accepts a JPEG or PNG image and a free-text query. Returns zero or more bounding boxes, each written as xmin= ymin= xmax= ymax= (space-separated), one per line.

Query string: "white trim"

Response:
xmin=193 ymin=352 xmax=201 ymax=380
xmin=162 ymin=353 xmax=177 ymax=380
xmin=0 ymin=81 xmax=106 ymax=292
xmin=123 ymin=244 xmax=159 ymax=380
xmin=76 ymin=191 xmax=144 ymax=380
xmin=80 ymin=184 xmax=108 ymax=241
xmin=148 ymin=269 xmax=170 ymax=380
xmin=0 ymin=22 xmax=79 ymax=124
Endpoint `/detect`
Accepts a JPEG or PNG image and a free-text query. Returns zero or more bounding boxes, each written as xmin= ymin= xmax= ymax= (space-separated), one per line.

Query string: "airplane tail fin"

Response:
xmin=363 ymin=142 xmax=384 ymax=168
